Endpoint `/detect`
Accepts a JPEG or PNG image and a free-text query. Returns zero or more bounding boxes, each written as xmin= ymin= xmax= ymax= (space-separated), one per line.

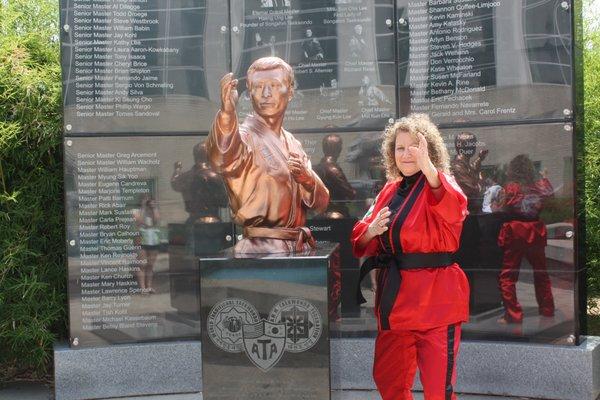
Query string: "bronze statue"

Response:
xmin=171 ymin=142 xmax=227 ymax=224
xmin=314 ymin=134 xmax=356 ymax=218
xmin=207 ymin=57 xmax=330 ymax=253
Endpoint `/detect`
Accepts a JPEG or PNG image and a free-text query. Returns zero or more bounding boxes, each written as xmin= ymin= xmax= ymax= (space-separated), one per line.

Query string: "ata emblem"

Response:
xmin=242 ymin=320 xmax=286 ymax=372
xmin=268 ymin=297 xmax=322 ymax=353
xmin=207 ymin=297 xmax=322 ymax=371
xmin=207 ymin=298 xmax=260 ymax=353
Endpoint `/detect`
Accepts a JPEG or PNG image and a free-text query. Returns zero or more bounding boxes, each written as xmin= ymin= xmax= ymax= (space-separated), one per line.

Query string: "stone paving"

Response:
xmin=0 ymin=382 xmax=544 ymax=400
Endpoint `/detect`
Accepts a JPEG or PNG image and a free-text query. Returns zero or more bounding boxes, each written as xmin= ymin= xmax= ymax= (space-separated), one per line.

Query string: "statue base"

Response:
xmin=199 ymin=242 xmax=340 ymax=400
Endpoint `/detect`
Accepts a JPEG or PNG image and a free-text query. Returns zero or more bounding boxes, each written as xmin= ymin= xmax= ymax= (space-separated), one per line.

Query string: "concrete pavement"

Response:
xmin=0 ymin=382 xmax=545 ymax=400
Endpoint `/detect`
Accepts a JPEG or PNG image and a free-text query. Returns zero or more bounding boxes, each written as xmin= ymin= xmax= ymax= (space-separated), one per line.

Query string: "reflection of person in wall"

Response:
xmin=320 ymin=78 xmax=340 ymax=99
xmin=349 ymin=24 xmax=367 ymax=59
xmin=359 ymin=75 xmax=390 ymax=107
xmin=314 ymin=134 xmax=356 ymax=218
xmin=254 ymin=32 xmax=264 ymax=48
xmin=451 ymin=132 xmax=487 ymax=271
xmin=252 ymin=32 xmax=274 ymax=60
xmin=450 ymin=131 xmax=488 ymax=213
xmin=207 ymin=57 xmax=329 ymax=254
xmin=481 ymin=169 xmax=503 ymax=214
xmin=344 ymin=134 xmax=387 ymax=294
xmin=268 ymin=35 xmax=277 ymax=57
xmin=171 ymin=141 xmax=227 ymax=224
xmin=133 ymin=195 xmax=160 ymax=294
xmin=261 ymin=0 xmax=290 ymax=7
xmin=496 ymin=154 xmax=555 ymax=324
xmin=345 ymin=133 xmax=384 ymax=186
xmin=351 ymin=114 xmax=469 ymax=400
xmin=302 ymin=28 xmax=324 ymax=61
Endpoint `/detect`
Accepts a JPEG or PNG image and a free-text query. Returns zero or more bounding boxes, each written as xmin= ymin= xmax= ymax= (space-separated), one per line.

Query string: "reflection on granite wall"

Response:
xmin=293 ymin=123 xmax=575 ymax=344
xmin=61 ymin=0 xmax=579 ymax=346
xmin=231 ymin=0 xmax=396 ymax=130
xmin=397 ymin=0 xmax=572 ymax=124
xmin=64 ymin=136 xmax=232 ymax=347
xmin=61 ymin=0 xmax=229 ymax=134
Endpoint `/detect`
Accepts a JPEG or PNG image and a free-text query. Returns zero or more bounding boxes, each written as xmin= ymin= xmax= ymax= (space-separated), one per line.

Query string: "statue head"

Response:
xmin=322 ymin=134 xmax=343 ymax=159
xmin=246 ymin=57 xmax=294 ymax=119
xmin=193 ymin=141 xmax=209 ymax=166
xmin=454 ymin=131 xmax=477 ymax=158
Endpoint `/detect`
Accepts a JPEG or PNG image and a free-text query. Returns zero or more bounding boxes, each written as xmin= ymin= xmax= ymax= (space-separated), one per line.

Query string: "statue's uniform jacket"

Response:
xmin=207 ymin=113 xmax=329 ymax=229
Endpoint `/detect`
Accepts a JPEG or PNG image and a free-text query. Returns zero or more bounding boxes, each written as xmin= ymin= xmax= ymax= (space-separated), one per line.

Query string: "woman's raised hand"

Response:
xmin=410 ymin=132 xmax=441 ymax=189
xmin=409 ymin=132 xmax=434 ymax=173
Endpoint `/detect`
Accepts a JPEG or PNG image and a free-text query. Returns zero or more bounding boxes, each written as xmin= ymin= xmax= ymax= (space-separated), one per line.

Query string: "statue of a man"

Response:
xmin=207 ymin=57 xmax=330 ymax=254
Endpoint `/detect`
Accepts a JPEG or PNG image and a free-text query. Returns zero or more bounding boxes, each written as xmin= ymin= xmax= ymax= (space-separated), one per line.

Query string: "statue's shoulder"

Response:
xmin=282 ymin=129 xmax=301 ymax=145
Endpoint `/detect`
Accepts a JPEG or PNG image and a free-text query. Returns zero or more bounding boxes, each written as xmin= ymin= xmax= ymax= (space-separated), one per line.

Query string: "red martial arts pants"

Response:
xmin=373 ymin=323 xmax=461 ymax=400
xmin=498 ymin=243 xmax=555 ymax=323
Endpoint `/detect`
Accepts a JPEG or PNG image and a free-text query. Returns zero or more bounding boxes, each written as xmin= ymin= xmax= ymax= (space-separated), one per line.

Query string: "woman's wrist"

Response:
xmin=429 ymin=180 xmax=442 ymax=190
xmin=365 ymin=224 xmax=377 ymax=240
xmin=423 ymin=161 xmax=441 ymax=188
xmin=357 ymin=228 xmax=374 ymax=250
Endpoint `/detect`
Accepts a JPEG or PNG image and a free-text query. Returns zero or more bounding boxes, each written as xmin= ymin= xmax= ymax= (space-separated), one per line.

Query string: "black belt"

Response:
xmin=506 ymin=215 xmax=540 ymax=223
xmin=357 ymin=252 xmax=454 ymax=330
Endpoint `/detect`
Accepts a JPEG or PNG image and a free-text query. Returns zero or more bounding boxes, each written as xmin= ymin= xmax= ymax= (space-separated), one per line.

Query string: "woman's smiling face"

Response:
xmin=394 ymin=129 xmax=420 ymax=177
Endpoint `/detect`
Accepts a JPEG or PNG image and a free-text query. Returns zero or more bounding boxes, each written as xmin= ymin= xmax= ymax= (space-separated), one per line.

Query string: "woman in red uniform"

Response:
xmin=497 ymin=154 xmax=555 ymax=324
xmin=351 ymin=114 xmax=469 ymax=400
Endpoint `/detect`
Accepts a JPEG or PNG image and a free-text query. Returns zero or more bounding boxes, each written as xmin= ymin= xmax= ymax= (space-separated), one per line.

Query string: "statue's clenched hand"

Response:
xmin=218 ymin=73 xmax=239 ymax=133
xmin=288 ymin=152 xmax=315 ymax=191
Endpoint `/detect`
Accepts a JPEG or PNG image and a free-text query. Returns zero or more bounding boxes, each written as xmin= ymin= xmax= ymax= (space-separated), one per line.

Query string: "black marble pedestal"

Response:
xmin=199 ymin=243 xmax=339 ymax=400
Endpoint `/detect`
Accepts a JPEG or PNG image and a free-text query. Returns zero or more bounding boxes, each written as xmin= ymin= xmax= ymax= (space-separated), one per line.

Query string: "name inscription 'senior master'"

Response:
xmin=207 ymin=57 xmax=330 ymax=254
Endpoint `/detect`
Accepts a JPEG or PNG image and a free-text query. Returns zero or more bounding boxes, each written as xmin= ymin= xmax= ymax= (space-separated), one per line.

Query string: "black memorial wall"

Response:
xmin=61 ymin=0 xmax=581 ymax=347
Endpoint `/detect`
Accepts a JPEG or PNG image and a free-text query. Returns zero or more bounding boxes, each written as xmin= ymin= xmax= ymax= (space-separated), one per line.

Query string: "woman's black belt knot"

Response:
xmin=356 ymin=252 xmax=455 ymax=329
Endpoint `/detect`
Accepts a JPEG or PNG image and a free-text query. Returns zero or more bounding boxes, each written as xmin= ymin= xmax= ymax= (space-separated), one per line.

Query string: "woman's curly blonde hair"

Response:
xmin=381 ymin=113 xmax=449 ymax=180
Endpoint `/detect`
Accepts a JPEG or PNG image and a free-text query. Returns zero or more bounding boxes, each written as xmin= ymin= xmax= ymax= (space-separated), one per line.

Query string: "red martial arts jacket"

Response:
xmin=351 ymin=171 xmax=470 ymax=330
xmin=497 ymin=178 xmax=553 ymax=249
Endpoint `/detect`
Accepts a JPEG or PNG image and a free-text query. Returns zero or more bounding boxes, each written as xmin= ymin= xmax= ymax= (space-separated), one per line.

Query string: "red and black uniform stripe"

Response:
xmin=357 ymin=173 xmax=453 ymax=330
